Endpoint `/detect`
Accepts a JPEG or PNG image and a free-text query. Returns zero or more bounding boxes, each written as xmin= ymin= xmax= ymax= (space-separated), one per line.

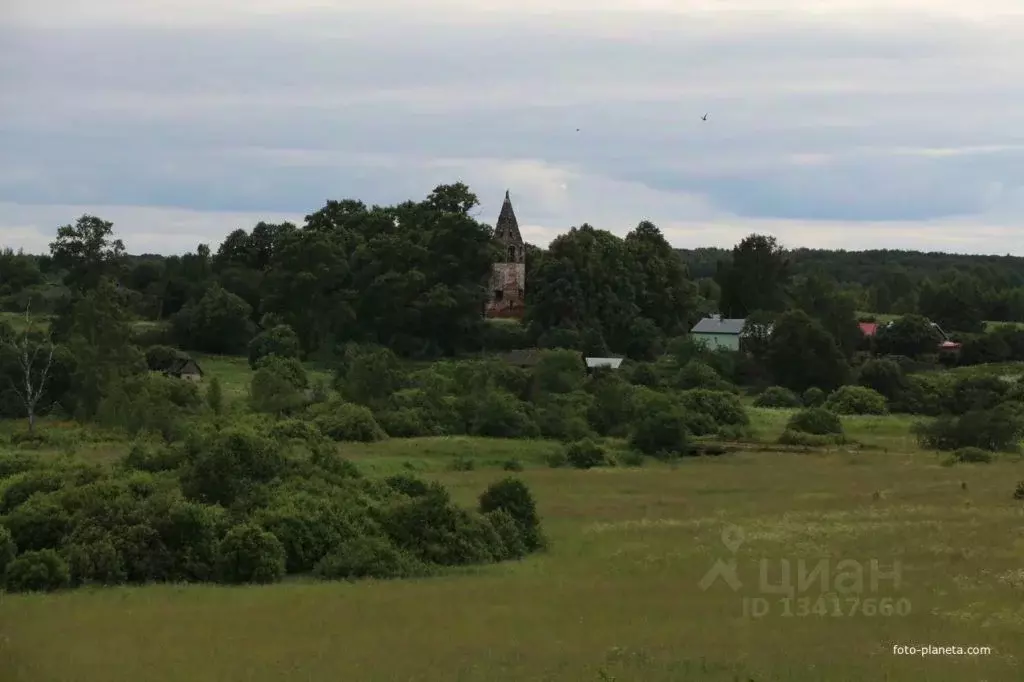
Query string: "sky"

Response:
xmin=2 ymin=0 xmax=1024 ymax=256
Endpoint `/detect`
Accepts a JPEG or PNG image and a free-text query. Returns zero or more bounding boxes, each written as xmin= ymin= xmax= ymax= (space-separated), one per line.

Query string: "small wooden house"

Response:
xmin=164 ymin=357 xmax=204 ymax=382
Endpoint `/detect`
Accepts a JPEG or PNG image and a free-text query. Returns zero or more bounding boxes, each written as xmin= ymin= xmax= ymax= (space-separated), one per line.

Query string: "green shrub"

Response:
xmin=268 ymin=419 xmax=323 ymax=444
xmin=564 ymin=439 xmax=607 ymax=469
xmin=313 ymin=402 xmax=387 ymax=442
xmin=0 ymin=525 xmax=15 ymax=575
xmin=914 ymin=404 xmax=1024 ymax=452
xmin=629 ymin=408 xmax=691 ymax=458
xmin=375 ymin=408 xmax=437 ymax=437
xmin=313 ymin=535 xmax=428 ymax=580
xmin=802 ymin=387 xmax=826 ymax=407
xmin=778 ymin=430 xmax=844 ymax=447
xmin=616 ymin=450 xmax=645 ymax=467
xmin=674 ymin=360 xmax=734 ymax=392
xmin=384 ymin=474 xmax=431 ymax=498
xmin=485 ymin=509 xmax=529 ymax=560
xmin=448 ymin=456 xmax=475 ymax=472
xmin=0 ymin=452 xmax=40 ymax=479
xmin=502 ymin=458 xmax=524 ymax=472
xmin=383 ymin=489 xmax=503 ymax=566
xmin=856 ymin=358 xmax=908 ymax=400
xmin=478 ymin=478 xmax=544 ymax=552
xmin=2 ymin=492 xmax=72 ymax=552
xmin=787 ymin=408 xmax=844 ymax=436
xmin=754 ymin=386 xmax=802 ymax=408
xmin=679 ymin=389 xmax=750 ymax=427
xmin=0 ymin=469 xmax=65 ymax=514
xmin=254 ymin=491 xmax=370 ymax=573
xmin=1014 ymin=481 xmax=1024 ymax=500
xmin=215 ymin=523 xmax=286 ymax=585
xmin=121 ymin=440 xmax=186 ymax=473
xmin=951 ymin=447 xmax=994 ymax=464
xmin=466 ymin=390 xmax=540 ymax=439
xmin=248 ymin=325 xmax=301 ymax=369
xmin=825 ymin=386 xmax=888 ymax=415
xmin=3 ymin=548 xmax=70 ymax=592
xmin=180 ymin=427 xmax=287 ymax=507
xmin=545 ymin=450 xmax=568 ymax=468
xmin=62 ymin=526 xmax=128 ymax=586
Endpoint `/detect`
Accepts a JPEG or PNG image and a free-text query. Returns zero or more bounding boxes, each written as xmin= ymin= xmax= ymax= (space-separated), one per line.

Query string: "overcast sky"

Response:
xmin=2 ymin=0 xmax=1023 ymax=256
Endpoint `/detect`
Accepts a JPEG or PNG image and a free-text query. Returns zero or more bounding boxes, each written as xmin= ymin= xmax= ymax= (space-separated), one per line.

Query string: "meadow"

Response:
xmin=2 ymin=388 xmax=1022 ymax=681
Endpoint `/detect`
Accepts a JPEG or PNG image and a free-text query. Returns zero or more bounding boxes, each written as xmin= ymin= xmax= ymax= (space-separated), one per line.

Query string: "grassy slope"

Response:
xmin=2 ymin=408 xmax=1023 ymax=681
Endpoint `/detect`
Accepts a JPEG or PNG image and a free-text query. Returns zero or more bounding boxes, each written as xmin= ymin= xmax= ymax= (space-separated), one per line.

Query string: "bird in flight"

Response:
xmin=702 ymin=113 xmax=708 ymax=121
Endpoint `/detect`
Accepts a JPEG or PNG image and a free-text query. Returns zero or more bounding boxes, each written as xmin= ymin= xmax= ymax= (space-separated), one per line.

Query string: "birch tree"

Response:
xmin=0 ymin=308 xmax=56 ymax=433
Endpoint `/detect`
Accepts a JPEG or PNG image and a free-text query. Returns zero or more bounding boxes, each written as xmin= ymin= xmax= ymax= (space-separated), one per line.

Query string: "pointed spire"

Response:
xmin=494 ymin=190 xmax=522 ymax=245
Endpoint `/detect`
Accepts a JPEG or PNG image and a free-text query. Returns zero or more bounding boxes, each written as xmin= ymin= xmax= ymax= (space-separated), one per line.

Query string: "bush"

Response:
xmin=778 ymin=430 xmax=844 ymax=447
xmin=856 ymin=358 xmax=908 ymax=400
xmin=215 ymin=523 xmax=286 ymax=585
xmin=448 ymin=456 xmax=475 ymax=472
xmin=825 ymin=386 xmax=888 ymax=415
xmin=679 ymin=389 xmax=750 ymax=428
xmin=951 ymin=447 xmax=994 ymax=464
xmin=545 ymin=450 xmax=568 ymax=468
xmin=63 ymin=526 xmax=128 ymax=586
xmin=383 ymin=489 xmax=504 ymax=566
xmin=0 ymin=469 xmax=65 ymax=514
xmin=3 ymin=548 xmax=70 ymax=592
xmin=675 ymin=360 xmax=733 ymax=391
xmin=121 ymin=440 xmax=186 ymax=473
xmin=478 ymin=478 xmax=544 ymax=552
xmin=384 ymin=474 xmax=432 ymax=498
xmin=616 ymin=450 xmax=646 ymax=467
xmin=180 ymin=427 xmax=288 ymax=506
xmin=754 ymin=386 xmax=802 ymax=408
xmin=630 ymin=408 xmax=690 ymax=458
xmin=502 ymin=458 xmax=524 ymax=472
xmin=802 ymin=387 xmax=826 ymax=407
xmin=787 ymin=408 xmax=843 ymax=436
xmin=914 ymin=404 xmax=1024 ymax=452
xmin=564 ymin=439 xmax=607 ymax=469
xmin=1014 ymin=481 xmax=1024 ymax=500
xmin=313 ymin=402 xmax=387 ymax=442
xmin=313 ymin=535 xmax=428 ymax=580
xmin=248 ymin=325 xmax=301 ymax=369
xmin=0 ymin=525 xmax=15 ymax=575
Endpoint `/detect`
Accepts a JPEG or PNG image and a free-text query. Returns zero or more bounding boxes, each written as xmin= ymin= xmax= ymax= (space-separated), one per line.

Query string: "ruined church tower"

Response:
xmin=485 ymin=190 xmax=526 ymax=319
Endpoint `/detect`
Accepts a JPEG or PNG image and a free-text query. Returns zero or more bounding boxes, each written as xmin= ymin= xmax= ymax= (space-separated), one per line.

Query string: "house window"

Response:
xmin=508 ymin=246 xmax=516 ymax=261
xmin=494 ymin=289 xmax=503 ymax=300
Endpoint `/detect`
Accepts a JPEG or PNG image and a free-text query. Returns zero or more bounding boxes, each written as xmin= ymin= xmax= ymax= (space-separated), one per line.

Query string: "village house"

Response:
xmin=164 ymin=356 xmax=204 ymax=382
xmin=689 ymin=315 xmax=748 ymax=351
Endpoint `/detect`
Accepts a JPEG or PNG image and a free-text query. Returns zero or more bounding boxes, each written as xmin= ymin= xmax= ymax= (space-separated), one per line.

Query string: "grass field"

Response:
xmin=2 ymin=408 xmax=1023 ymax=681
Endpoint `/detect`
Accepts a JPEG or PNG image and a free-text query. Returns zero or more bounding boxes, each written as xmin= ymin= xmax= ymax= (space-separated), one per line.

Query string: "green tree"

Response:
xmin=248 ymin=324 xmax=301 ymax=369
xmin=172 ymin=283 xmax=255 ymax=355
xmin=49 ymin=215 xmax=126 ymax=291
xmin=66 ymin=279 xmax=146 ymax=418
xmin=0 ymin=308 xmax=57 ymax=433
xmin=874 ymin=314 xmax=942 ymax=358
xmin=766 ymin=310 xmax=849 ymax=392
xmin=715 ymin=234 xmax=790 ymax=318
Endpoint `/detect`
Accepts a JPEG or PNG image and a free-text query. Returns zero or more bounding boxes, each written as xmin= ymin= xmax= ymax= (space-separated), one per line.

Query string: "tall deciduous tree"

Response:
xmin=715 ymin=234 xmax=790 ymax=318
xmin=0 ymin=308 xmax=56 ymax=433
xmin=49 ymin=215 xmax=126 ymax=291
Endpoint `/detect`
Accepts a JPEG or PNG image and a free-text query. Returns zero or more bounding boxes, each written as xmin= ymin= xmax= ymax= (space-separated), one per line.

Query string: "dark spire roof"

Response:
xmin=494 ymin=189 xmax=522 ymax=244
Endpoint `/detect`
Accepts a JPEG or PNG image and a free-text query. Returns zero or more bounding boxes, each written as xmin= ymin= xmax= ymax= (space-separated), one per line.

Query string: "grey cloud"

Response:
xmin=1 ymin=8 xmax=1023 ymax=244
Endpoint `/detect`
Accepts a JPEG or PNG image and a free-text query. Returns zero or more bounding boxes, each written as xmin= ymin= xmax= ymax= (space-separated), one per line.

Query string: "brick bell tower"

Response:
xmin=484 ymin=190 xmax=526 ymax=319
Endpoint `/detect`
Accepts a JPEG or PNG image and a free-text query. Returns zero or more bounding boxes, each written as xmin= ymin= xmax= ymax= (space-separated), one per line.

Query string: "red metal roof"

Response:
xmin=858 ymin=322 xmax=878 ymax=336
